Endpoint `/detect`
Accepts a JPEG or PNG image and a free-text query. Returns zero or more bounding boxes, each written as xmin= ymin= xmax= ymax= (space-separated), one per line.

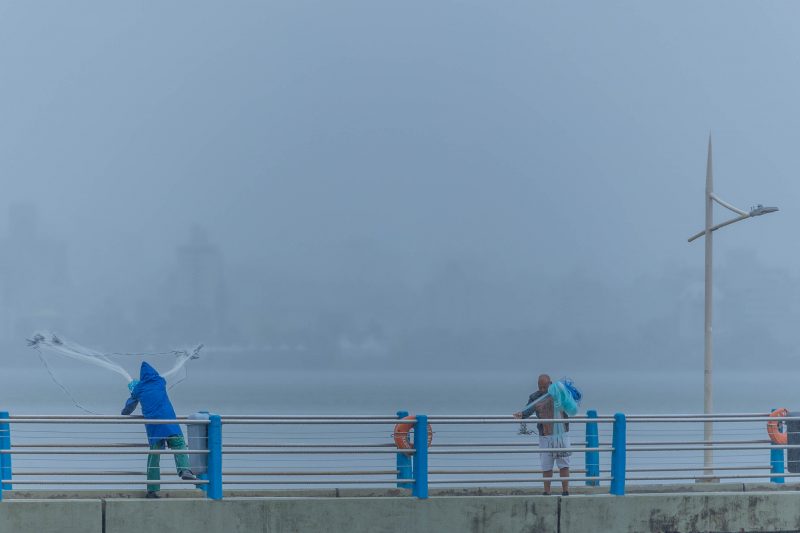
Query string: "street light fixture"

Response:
xmin=688 ymin=203 xmax=779 ymax=243
xmin=688 ymin=136 xmax=778 ymax=478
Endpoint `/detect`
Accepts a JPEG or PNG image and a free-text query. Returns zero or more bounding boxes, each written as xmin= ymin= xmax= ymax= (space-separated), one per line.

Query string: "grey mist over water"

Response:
xmin=1 ymin=2 xmax=799 ymax=416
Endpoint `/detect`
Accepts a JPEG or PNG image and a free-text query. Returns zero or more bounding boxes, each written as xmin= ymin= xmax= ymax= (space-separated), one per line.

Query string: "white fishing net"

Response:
xmin=27 ymin=332 xmax=202 ymax=413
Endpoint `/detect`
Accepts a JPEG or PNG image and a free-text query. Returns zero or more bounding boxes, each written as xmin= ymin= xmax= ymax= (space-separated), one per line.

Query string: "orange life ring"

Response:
xmin=393 ymin=415 xmax=433 ymax=454
xmin=767 ymin=408 xmax=789 ymax=445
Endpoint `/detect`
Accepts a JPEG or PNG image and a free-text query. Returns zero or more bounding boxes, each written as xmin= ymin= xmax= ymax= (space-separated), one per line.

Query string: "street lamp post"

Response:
xmin=688 ymin=136 xmax=778 ymax=478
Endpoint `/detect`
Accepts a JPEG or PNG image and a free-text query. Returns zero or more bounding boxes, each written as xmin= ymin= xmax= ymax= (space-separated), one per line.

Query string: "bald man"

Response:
xmin=514 ymin=374 xmax=570 ymax=496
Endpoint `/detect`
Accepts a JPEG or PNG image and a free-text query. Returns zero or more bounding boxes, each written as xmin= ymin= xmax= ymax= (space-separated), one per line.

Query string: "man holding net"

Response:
xmin=514 ymin=374 xmax=576 ymax=496
xmin=122 ymin=361 xmax=196 ymax=498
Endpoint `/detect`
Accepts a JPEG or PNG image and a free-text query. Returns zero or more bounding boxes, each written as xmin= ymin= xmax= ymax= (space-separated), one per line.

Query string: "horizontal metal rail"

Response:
xmin=222 ymin=470 xmax=400 ymax=476
xmin=219 ymin=418 xmax=605 ymax=425
xmin=2 ymin=450 xmax=208 ymax=455
xmin=10 ymin=470 xmax=403 ymax=477
xmin=217 ymin=415 xmax=613 ymax=422
xmin=428 ymin=414 xmax=614 ymax=420
xmin=212 ymin=446 xmax=615 ymax=454
xmin=13 ymin=471 xmax=151 ymax=476
xmin=221 ymin=442 xmax=604 ymax=449
xmin=428 ymin=477 xmax=612 ymax=484
xmin=717 ymin=473 xmax=800 ymax=479
xmin=221 ymin=419 xmax=405 ymax=425
xmin=624 ymin=466 xmax=771 ymax=473
xmin=216 ymin=414 xmax=600 ymax=420
xmin=624 ymin=440 xmax=770 ymax=446
xmin=223 ymin=443 xmax=395 ymax=448
xmin=627 ymin=445 xmax=800 ymax=452
xmin=386 ymin=442 xmax=566 ymax=448
xmin=6 ymin=415 xmax=191 ymax=420
xmin=428 ymin=469 xmax=589 ymax=475
xmin=425 ymin=419 xmax=606 ymax=425
xmin=626 ymin=416 xmax=800 ymax=422
xmin=222 ymin=479 xmax=414 ymax=485
xmin=2 ymin=412 xmax=782 ymax=421
xmin=222 ymin=449 xmax=410 ymax=455
xmin=428 ymin=447 xmax=611 ymax=454
xmin=5 ymin=412 xmax=770 ymax=420
xmin=428 ymin=415 xmax=614 ymax=420
xmin=625 ymin=413 xmax=770 ymax=418
xmin=0 ymin=446 xmax=629 ymax=456
xmin=11 ymin=443 xmax=149 ymax=448
xmin=419 ymin=466 xmax=774 ymax=475
xmin=1 ymin=479 xmax=208 ymax=485
xmin=220 ymin=415 xmax=414 ymax=420
xmin=625 ymin=473 xmax=800 ymax=481
xmin=3 ymin=419 xmax=209 ymax=425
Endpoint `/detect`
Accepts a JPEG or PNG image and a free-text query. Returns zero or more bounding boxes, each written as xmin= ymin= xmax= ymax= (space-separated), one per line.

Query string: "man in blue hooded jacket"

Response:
xmin=122 ymin=361 xmax=196 ymax=498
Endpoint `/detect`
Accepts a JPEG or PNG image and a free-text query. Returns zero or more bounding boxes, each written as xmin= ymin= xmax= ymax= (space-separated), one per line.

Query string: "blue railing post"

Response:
xmin=771 ymin=447 xmax=785 ymax=484
xmin=771 ymin=407 xmax=785 ymax=484
xmin=585 ymin=409 xmax=600 ymax=486
xmin=0 ymin=411 xmax=11 ymax=493
xmin=412 ymin=414 xmax=428 ymax=499
xmin=207 ymin=414 xmax=223 ymax=500
xmin=396 ymin=411 xmax=413 ymax=489
xmin=610 ymin=412 xmax=626 ymax=496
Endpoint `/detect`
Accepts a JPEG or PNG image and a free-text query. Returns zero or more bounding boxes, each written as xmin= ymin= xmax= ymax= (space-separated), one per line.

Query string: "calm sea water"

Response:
xmin=0 ymin=358 xmax=785 ymax=416
xmin=1 ymin=357 xmax=790 ymax=489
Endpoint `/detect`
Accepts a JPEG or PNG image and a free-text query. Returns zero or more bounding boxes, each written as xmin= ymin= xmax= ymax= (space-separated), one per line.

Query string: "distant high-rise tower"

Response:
xmin=168 ymin=226 xmax=228 ymax=343
xmin=0 ymin=204 xmax=69 ymax=341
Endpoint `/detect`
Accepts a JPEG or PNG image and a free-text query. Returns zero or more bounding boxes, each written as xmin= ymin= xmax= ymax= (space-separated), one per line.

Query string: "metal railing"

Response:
xmin=0 ymin=409 xmax=793 ymax=500
xmin=0 ymin=411 xmax=220 ymax=500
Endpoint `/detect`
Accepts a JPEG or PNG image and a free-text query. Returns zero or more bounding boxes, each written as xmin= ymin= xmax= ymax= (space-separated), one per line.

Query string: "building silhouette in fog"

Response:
xmin=166 ymin=226 xmax=228 ymax=344
xmin=0 ymin=205 xmax=69 ymax=342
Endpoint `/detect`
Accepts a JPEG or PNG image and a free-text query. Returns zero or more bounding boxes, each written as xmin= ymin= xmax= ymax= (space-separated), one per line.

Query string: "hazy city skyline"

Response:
xmin=0 ymin=2 xmax=796 ymax=382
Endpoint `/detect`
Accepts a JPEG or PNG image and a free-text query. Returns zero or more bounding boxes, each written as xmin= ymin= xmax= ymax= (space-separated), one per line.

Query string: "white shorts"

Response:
xmin=539 ymin=434 xmax=571 ymax=471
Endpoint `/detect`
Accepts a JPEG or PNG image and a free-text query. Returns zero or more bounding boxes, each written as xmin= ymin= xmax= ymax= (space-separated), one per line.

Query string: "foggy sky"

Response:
xmin=0 ymin=2 xmax=798 ymax=375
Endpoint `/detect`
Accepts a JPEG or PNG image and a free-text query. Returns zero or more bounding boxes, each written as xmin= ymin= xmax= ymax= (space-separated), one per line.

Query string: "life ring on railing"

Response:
xmin=767 ymin=408 xmax=789 ymax=445
xmin=393 ymin=416 xmax=433 ymax=454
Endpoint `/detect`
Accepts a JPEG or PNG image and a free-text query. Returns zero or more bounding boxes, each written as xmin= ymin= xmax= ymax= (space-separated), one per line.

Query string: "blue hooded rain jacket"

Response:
xmin=121 ymin=362 xmax=182 ymax=444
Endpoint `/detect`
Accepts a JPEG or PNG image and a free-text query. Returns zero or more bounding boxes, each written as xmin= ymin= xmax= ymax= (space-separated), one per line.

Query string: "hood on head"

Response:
xmin=139 ymin=361 xmax=161 ymax=381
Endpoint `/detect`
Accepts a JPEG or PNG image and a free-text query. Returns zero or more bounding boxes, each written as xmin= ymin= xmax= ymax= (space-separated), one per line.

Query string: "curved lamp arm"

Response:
xmin=688 ymin=214 xmax=749 ymax=243
xmin=710 ymin=193 xmax=748 ymax=216
xmin=688 ymin=205 xmax=778 ymax=243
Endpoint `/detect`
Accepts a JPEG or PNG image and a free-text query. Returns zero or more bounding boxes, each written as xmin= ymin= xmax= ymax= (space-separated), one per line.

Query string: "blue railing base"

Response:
xmin=207 ymin=414 xmax=223 ymax=500
xmin=610 ymin=412 xmax=626 ymax=496
xmin=412 ymin=414 xmax=429 ymax=499
xmin=585 ymin=409 xmax=600 ymax=486
xmin=0 ymin=411 xmax=11 ymax=493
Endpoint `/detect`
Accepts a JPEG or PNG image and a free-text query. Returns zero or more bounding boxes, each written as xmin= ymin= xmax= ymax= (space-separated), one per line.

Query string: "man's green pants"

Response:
xmin=147 ymin=435 xmax=190 ymax=492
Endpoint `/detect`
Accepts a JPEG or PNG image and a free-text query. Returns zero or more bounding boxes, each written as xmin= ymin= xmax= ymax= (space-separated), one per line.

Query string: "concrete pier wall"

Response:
xmin=105 ymin=496 xmax=558 ymax=533
xmin=5 ymin=488 xmax=800 ymax=533
xmin=560 ymin=493 xmax=800 ymax=533
xmin=0 ymin=500 xmax=101 ymax=533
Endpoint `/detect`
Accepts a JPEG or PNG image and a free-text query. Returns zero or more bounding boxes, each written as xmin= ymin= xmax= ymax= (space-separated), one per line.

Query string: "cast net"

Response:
xmin=27 ymin=332 xmax=202 ymax=413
